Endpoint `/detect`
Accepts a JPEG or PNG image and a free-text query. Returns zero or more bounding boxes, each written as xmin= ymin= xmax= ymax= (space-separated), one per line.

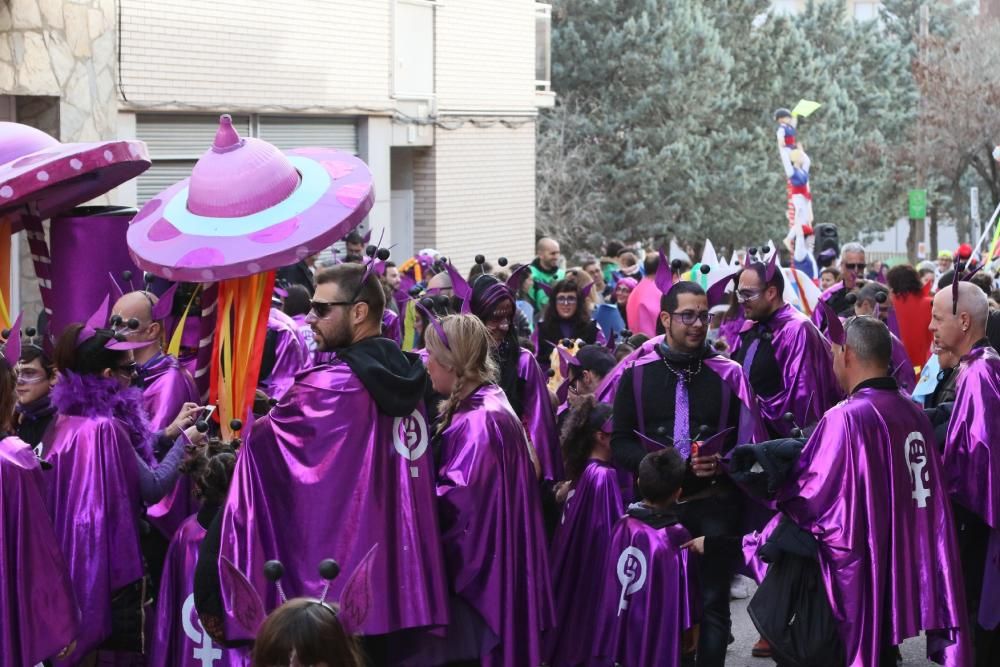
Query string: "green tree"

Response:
xmin=539 ymin=0 xmax=920 ymax=253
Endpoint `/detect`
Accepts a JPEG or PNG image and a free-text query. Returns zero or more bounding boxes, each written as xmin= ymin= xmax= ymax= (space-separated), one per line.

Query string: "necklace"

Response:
xmin=662 ymin=355 xmax=702 ymax=384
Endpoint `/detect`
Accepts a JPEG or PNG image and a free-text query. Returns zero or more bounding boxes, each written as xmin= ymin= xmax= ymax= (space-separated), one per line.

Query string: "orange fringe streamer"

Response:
xmin=210 ymin=271 xmax=275 ymax=439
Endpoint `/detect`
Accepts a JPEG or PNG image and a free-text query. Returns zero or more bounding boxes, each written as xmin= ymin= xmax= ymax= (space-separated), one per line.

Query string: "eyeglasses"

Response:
xmin=843 ymin=263 xmax=867 ymax=272
xmin=556 ymin=296 xmax=578 ymax=305
xmin=669 ymin=310 xmax=713 ymax=325
xmin=737 ymin=289 xmax=763 ymax=304
xmin=309 ymin=299 xmax=360 ymax=319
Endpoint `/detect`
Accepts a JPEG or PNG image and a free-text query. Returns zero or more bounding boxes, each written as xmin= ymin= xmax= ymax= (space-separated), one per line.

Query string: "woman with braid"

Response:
xmin=420 ymin=313 xmax=554 ymax=667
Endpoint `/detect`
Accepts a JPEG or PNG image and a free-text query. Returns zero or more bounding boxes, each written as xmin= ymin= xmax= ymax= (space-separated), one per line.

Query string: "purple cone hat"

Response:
xmin=0 ymin=122 xmax=150 ymax=225
xmin=127 ymin=114 xmax=374 ymax=282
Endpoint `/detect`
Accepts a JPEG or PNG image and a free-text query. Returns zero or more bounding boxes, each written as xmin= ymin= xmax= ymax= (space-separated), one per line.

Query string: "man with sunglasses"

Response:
xmin=732 ymin=260 xmax=840 ymax=438
xmin=201 ymin=262 xmax=448 ymax=658
xmin=612 ymin=281 xmax=767 ymax=667
xmin=111 ymin=289 xmax=199 ymax=433
xmin=813 ymin=241 xmax=868 ymax=333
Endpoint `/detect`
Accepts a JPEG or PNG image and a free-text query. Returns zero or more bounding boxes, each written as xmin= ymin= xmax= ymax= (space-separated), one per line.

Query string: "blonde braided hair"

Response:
xmin=424 ymin=314 xmax=498 ymax=434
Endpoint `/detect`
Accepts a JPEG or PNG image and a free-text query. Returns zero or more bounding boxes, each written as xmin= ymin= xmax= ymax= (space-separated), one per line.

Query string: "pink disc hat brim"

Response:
xmin=0 ymin=140 xmax=151 ymax=227
xmin=127 ymin=148 xmax=374 ymax=283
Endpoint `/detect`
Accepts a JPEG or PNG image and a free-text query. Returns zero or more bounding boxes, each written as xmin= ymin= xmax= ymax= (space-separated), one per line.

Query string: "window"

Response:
xmin=135 ymin=114 xmax=357 ymax=205
xmin=771 ymin=0 xmax=800 ymax=16
xmin=536 ymin=3 xmax=552 ymax=92
xmin=853 ymin=1 xmax=881 ymax=22
xmin=393 ymin=0 xmax=436 ymax=99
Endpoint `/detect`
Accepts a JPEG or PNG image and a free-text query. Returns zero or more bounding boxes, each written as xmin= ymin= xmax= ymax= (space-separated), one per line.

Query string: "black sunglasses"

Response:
xmin=843 ymin=263 xmax=867 ymax=272
xmin=309 ymin=299 xmax=360 ymax=318
xmin=116 ymin=362 xmax=138 ymax=376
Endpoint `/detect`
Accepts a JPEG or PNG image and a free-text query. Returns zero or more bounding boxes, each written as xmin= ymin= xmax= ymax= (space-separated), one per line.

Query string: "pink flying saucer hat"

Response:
xmin=127 ymin=114 xmax=374 ymax=282
xmin=0 ymin=122 xmax=150 ymax=224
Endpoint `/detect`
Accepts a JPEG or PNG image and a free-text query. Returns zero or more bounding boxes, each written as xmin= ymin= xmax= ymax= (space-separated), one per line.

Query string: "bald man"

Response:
xmin=773 ymin=316 xmax=969 ymax=666
xmin=111 ymin=291 xmax=198 ymax=431
xmin=932 ymin=282 xmax=1000 ymax=663
xmin=529 ymin=237 xmax=564 ymax=312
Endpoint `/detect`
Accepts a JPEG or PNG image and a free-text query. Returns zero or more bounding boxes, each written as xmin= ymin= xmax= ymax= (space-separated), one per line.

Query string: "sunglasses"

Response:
xmin=737 ymin=289 xmax=763 ymax=304
xmin=116 ymin=362 xmax=138 ymax=377
xmin=670 ymin=310 xmax=713 ymax=325
xmin=309 ymin=299 xmax=359 ymax=319
xmin=556 ymin=296 xmax=578 ymax=305
xmin=843 ymin=263 xmax=867 ymax=272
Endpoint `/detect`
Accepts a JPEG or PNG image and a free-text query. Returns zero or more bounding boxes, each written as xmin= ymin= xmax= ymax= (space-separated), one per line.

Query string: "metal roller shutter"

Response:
xmin=258 ymin=116 xmax=358 ymax=154
xmin=135 ymin=114 xmax=357 ymax=205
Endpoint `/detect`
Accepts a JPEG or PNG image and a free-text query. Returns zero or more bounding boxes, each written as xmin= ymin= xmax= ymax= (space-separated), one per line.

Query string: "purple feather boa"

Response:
xmin=52 ymin=371 xmax=156 ymax=464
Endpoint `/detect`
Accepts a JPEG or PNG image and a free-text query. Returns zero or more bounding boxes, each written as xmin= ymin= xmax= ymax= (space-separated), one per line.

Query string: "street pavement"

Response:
xmin=725 ymin=578 xmax=935 ymax=666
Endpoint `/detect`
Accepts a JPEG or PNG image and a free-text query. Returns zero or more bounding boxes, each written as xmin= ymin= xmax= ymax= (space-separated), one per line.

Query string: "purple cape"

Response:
xmin=942 ymin=345 xmax=1000 ymax=629
xmin=433 ymin=384 xmax=555 ymax=667
xmin=217 ymin=361 xmax=448 ymax=639
xmin=517 ymin=347 xmax=562 ymax=481
xmin=777 ymin=386 xmax=970 ymax=666
xmin=142 ymin=353 xmax=200 ymax=537
xmin=141 ymin=353 xmax=199 ymax=431
xmin=257 ymin=308 xmax=310 ymax=400
xmin=545 ymin=459 xmax=624 ymax=667
xmin=382 ymin=308 xmax=402 ymax=345
xmin=0 ymin=436 xmax=79 ymax=667
xmin=592 ymin=513 xmax=699 ymax=667
xmin=149 ymin=514 xmax=250 ymax=667
xmin=41 ymin=407 xmax=145 ymax=659
xmin=890 ymin=332 xmax=917 ymax=394
xmin=733 ymin=304 xmax=841 ymax=436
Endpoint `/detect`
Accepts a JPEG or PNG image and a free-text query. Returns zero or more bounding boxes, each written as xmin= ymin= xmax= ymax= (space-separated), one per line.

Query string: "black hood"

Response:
xmin=626 ymin=501 xmax=681 ymax=529
xmin=337 ymin=337 xmax=428 ymax=417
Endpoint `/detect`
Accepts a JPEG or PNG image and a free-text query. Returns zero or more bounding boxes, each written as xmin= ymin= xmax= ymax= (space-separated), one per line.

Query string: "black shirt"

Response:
xmin=612 ymin=343 xmax=742 ymax=496
xmin=732 ymin=317 xmax=783 ymax=402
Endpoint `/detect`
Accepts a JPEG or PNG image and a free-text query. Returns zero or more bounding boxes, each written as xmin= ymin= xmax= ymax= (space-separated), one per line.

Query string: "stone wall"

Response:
xmin=1 ymin=0 xmax=120 ymax=327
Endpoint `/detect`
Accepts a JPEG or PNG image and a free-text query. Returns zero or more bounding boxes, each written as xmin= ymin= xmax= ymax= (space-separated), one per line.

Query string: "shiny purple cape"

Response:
xmin=382 ymin=308 xmax=402 ymax=345
xmin=890 ymin=332 xmax=917 ymax=394
xmin=942 ymin=345 xmax=1000 ymax=629
xmin=0 ymin=436 xmax=79 ymax=667
xmin=545 ymin=460 xmax=624 ymax=667
xmin=257 ymin=308 xmax=310 ymax=400
xmin=217 ymin=361 xmax=448 ymax=639
xmin=434 ymin=384 xmax=554 ymax=667
xmin=141 ymin=353 xmax=199 ymax=431
xmin=740 ymin=513 xmax=781 ymax=584
xmin=592 ymin=515 xmax=699 ymax=667
xmin=718 ymin=313 xmax=745 ymax=353
xmin=41 ymin=414 xmax=145 ymax=661
xmin=777 ymin=387 xmax=970 ymax=666
xmin=517 ymin=347 xmax=562 ymax=481
xmin=733 ymin=303 xmax=841 ymax=435
xmin=810 ymin=281 xmax=844 ymax=334
xmin=149 ymin=514 xmax=250 ymax=667
xmin=143 ymin=353 xmax=201 ymax=538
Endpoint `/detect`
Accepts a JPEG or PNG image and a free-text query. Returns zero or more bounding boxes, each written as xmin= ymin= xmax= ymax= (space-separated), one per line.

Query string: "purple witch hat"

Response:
xmin=820 ymin=300 xmax=846 ymax=347
xmin=127 ymin=114 xmax=374 ymax=283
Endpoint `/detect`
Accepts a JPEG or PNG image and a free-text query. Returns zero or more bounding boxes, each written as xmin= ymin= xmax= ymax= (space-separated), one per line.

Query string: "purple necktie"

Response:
xmin=741 ymin=328 xmax=764 ymax=379
xmin=674 ymin=379 xmax=691 ymax=458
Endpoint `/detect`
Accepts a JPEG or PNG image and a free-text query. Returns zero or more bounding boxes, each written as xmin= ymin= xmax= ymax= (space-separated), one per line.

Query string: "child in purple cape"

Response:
xmin=546 ymin=397 xmax=624 ymax=666
xmin=149 ymin=438 xmax=250 ymax=667
xmin=592 ymin=448 xmax=700 ymax=667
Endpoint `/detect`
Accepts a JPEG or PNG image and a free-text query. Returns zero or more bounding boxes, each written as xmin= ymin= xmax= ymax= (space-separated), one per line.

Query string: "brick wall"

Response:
xmin=424 ymin=123 xmax=537 ymax=272
xmin=435 ymin=0 xmax=538 ymax=113
xmin=118 ymin=0 xmax=394 ymax=111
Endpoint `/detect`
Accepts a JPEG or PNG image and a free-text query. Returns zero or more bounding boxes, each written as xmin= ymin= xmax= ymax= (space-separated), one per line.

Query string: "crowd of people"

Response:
xmin=3 ymin=224 xmax=1000 ymax=667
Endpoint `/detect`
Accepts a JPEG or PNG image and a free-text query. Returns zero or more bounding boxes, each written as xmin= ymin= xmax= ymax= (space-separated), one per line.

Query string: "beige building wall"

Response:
xmin=414 ymin=123 xmax=536 ymax=267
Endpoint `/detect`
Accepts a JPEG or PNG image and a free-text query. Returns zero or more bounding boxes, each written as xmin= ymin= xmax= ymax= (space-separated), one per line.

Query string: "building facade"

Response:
xmin=1 ymin=0 xmax=549 ymax=322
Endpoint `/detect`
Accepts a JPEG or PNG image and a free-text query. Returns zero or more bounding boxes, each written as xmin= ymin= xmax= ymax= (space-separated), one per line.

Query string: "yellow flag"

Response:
xmin=792 ymin=99 xmax=822 ymax=118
